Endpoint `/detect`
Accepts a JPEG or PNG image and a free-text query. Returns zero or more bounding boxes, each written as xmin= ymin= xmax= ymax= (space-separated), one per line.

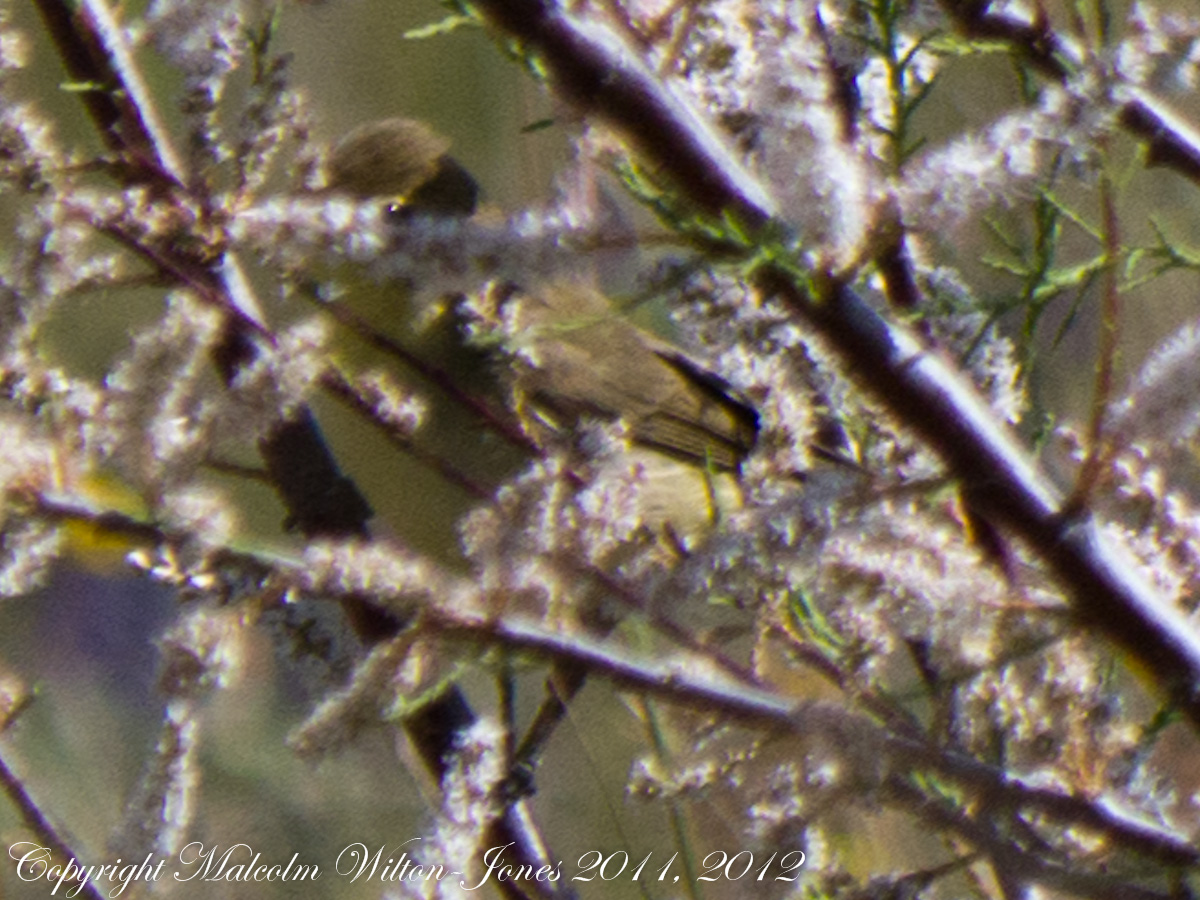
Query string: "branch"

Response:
xmin=940 ymin=2 xmax=1200 ymax=186
xmin=33 ymin=0 xmax=183 ymax=183
xmin=883 ymin=777 xmax=1174 ymax=900
xmin=32 ymin=4 xmax=568 ymax=896
xmin=438 ymin=614 xmax=1198 ymax=870
xmin=470 ymin=0 xmax=1200 ymax=734
xmin=472 ymin=0 xmax=776 ymax=224
xmin=29 ymin=491 xmax=1197 ymax=872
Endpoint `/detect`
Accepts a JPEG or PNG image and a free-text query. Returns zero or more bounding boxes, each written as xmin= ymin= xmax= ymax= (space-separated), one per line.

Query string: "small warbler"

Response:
xmin=325 ymin=117 xmax=479 ymax=218
xmin=324 ymin=118 xmax=760 ymax=526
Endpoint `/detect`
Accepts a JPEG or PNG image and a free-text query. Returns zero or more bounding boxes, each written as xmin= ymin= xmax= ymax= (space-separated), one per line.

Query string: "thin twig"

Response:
xmin=883 ymin=776 xmax=1173 ymax=900
xmin=316 ymin=296 xmax=537 ymax=454
xmin=1069 ymin=144 xmax=1121 ymax=509
xmin=941 ymin=3 xmax=1200 ymax=186
xmin=320 ymin=367 xmax=495 ymax=500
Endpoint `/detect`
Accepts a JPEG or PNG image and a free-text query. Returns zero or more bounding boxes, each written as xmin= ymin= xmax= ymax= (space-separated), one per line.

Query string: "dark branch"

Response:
xmin=471 ymin=0 xmax=1200 ymax=736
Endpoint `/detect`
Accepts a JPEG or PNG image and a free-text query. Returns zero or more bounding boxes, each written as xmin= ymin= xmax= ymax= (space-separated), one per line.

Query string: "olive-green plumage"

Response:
xmin=492 ymin=281 xmax=757 ymax=470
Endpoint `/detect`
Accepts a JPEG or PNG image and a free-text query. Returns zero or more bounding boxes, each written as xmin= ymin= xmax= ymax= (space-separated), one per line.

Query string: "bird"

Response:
xmin=324 ymin=117 xmax=480 ymax=219
xmin=463 ymin=276 xmax=757 ymax=472
xmin=322 ymin=118 xmax=762 ymax=530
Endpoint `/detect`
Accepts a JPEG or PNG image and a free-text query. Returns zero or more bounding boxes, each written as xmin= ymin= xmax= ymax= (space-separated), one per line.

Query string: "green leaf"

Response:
xmin=519 ymin=117 xmax=557 ymax=134
xmin=921 ymin=34 xmax=1014 ymax=58
xmin=59 ymin=80 xmax=108 ymax=93
xmin=404 ymin=13 xmax=477 ymax=40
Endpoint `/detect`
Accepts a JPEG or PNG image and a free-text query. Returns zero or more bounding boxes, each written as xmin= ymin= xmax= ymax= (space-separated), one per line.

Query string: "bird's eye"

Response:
xmin=383 ymin=201 xmax=410 ymax=225
xmin=381 ymin=157 xmax=480 ymax=225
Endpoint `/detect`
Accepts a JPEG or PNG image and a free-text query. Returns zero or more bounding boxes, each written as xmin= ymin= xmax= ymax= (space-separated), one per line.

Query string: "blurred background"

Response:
xmin=5 ymin=1 xmax=1200 ymax=898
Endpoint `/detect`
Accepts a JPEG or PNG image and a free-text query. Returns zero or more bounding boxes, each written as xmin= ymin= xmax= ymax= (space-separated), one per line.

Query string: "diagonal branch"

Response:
xmin=0 ymin=750 xmax=107 ymax=900
xmin=32 ymin=3 xmax=569 ymax=896
xmin=469 ymin=0 xmax=1200 ymax=732
xmin=940 ymin=2 xmax=1200 ymax=185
